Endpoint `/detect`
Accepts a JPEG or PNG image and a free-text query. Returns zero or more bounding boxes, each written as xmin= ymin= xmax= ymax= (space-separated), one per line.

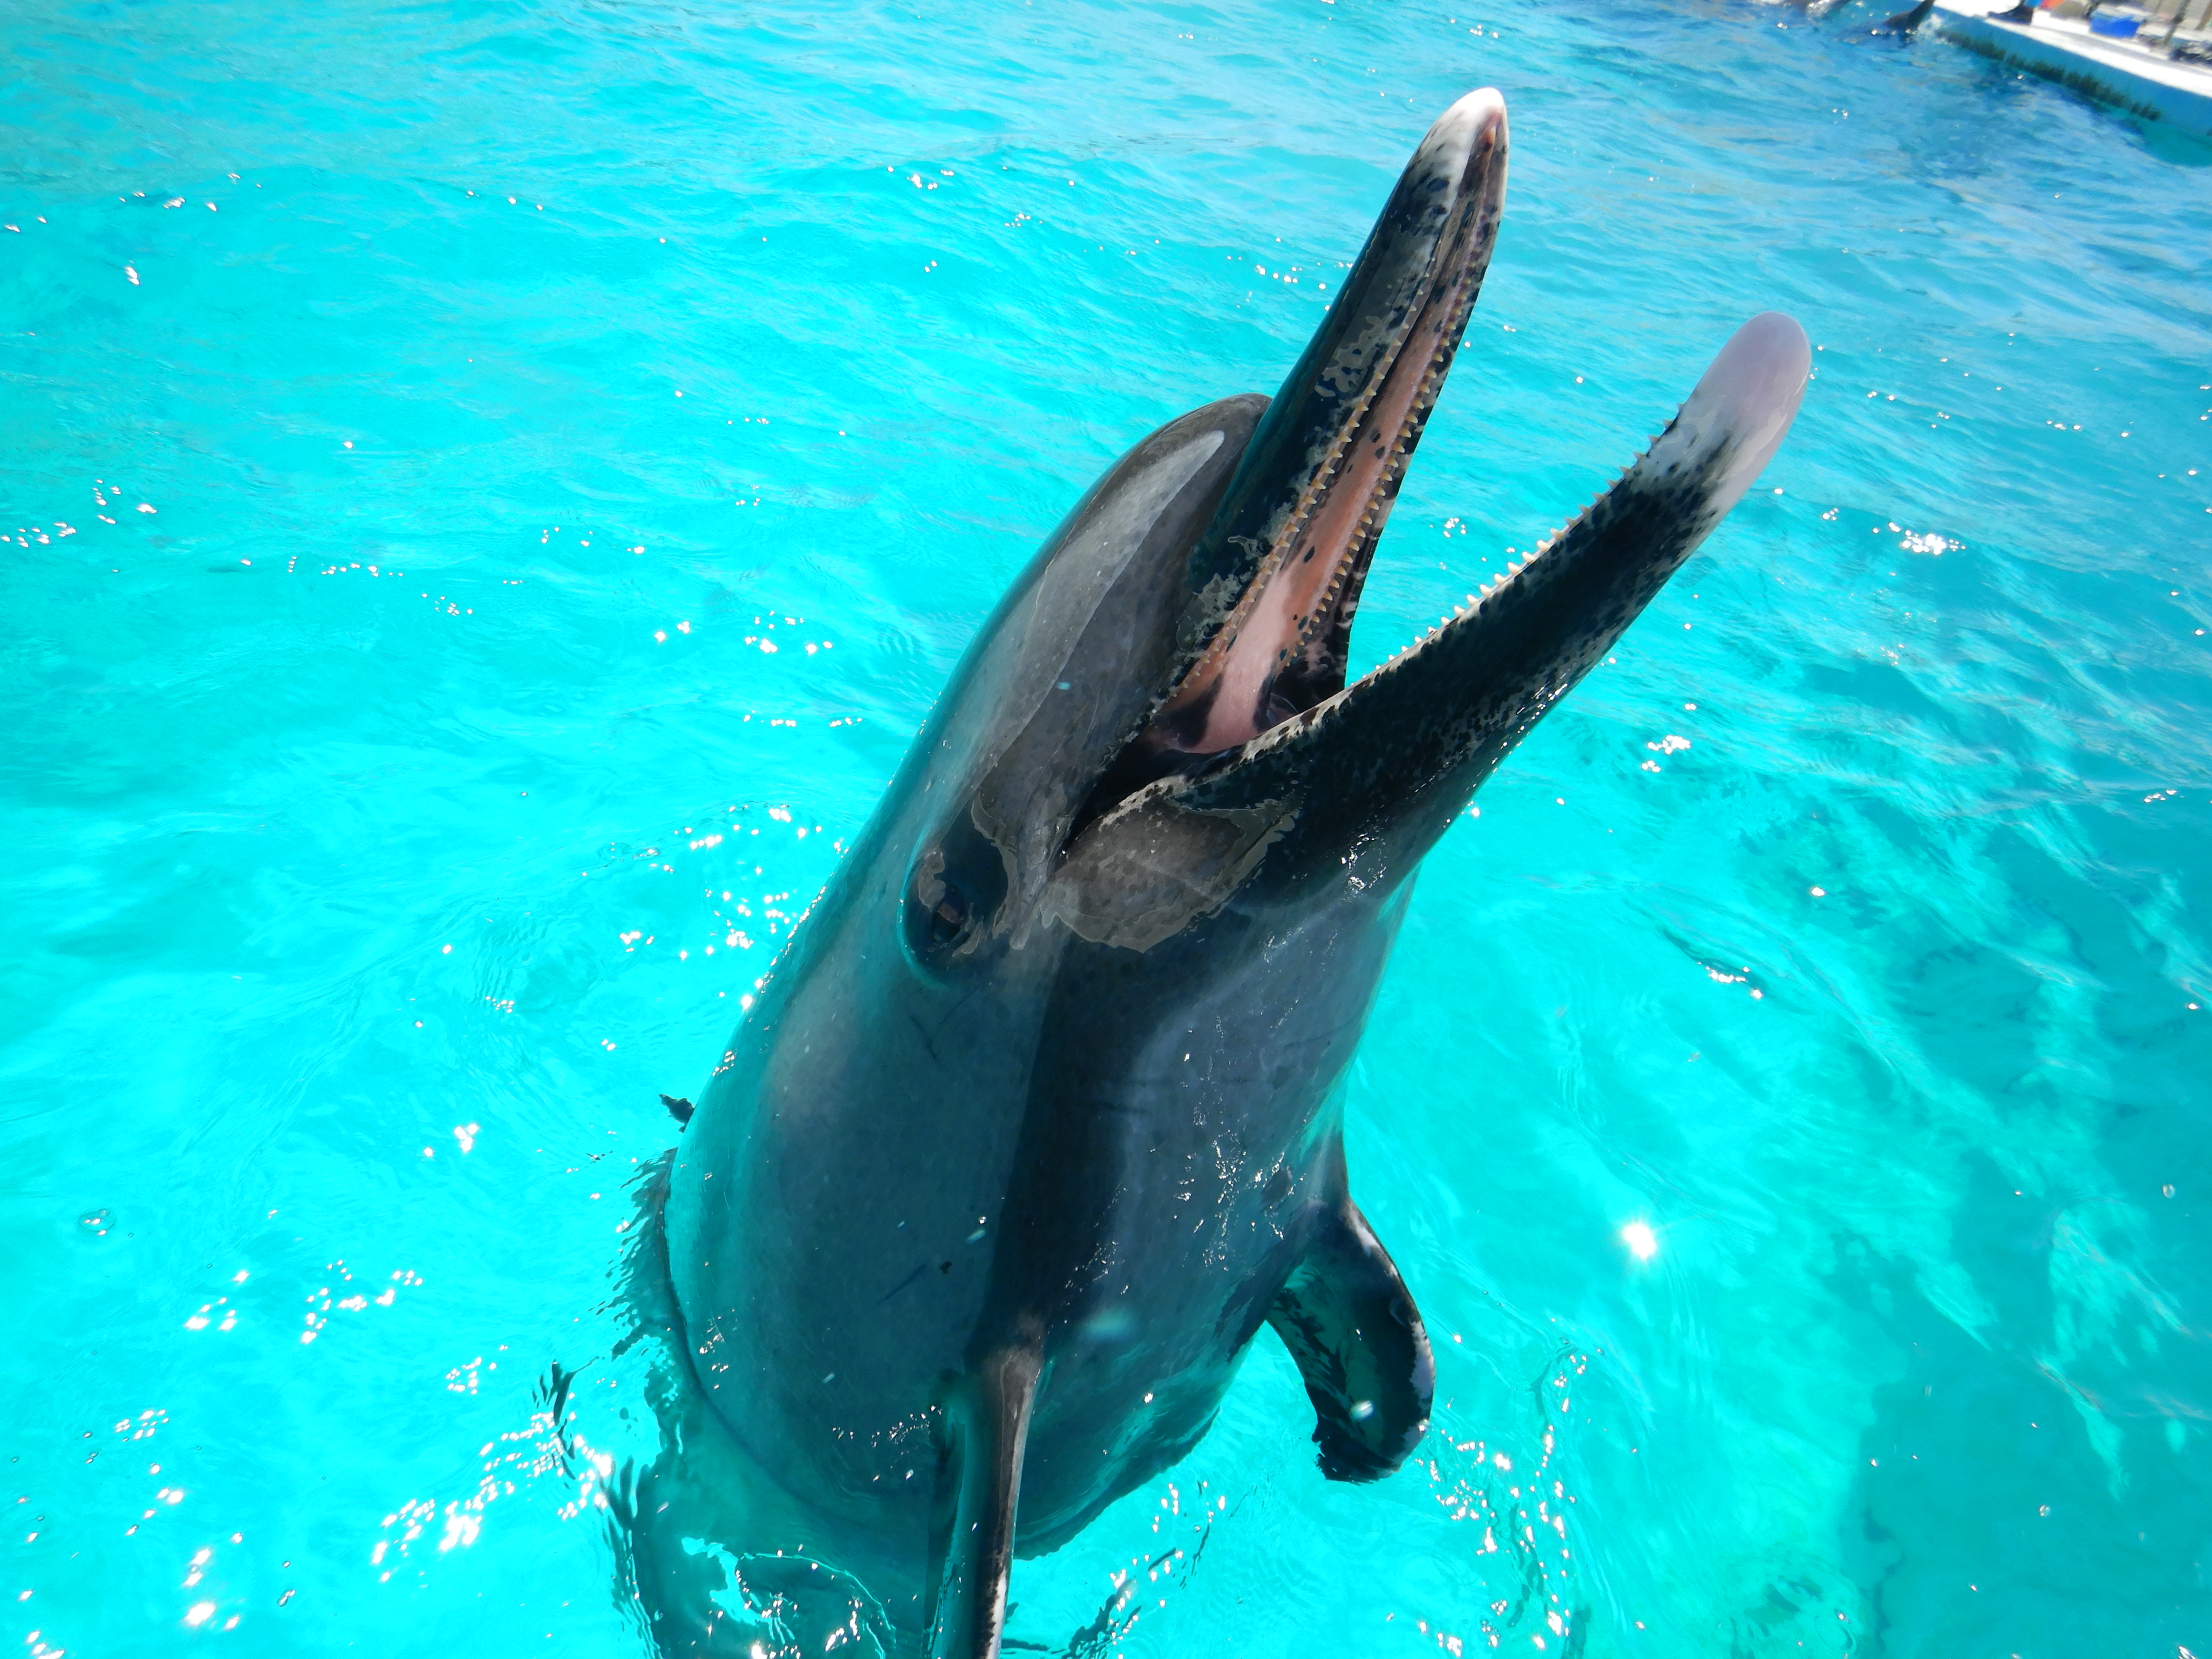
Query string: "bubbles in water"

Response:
xmin=78 ymin=1208 xmax=112 ymax=1235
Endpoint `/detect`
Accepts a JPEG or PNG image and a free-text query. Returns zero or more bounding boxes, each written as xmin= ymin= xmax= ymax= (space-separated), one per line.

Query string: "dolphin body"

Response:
xmin=628 ymin=87 xmax=1807 ymax=1659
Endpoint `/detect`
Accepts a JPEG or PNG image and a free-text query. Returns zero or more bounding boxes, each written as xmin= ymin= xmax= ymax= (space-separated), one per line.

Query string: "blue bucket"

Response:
xmin=2089 ymin=12 xmax=2141 ymax=34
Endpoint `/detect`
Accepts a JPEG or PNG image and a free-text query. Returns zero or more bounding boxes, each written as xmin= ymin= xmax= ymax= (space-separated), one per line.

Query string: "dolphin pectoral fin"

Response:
xmin=1266 ymin=1190 xmax=1434 ymax=1482
xmin=927 ymin=1343 xmax=1043 ymax=1659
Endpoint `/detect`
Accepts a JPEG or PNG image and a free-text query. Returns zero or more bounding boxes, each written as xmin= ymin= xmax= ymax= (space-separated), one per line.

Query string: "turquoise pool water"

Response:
xmin=5 ymin=0 xmax=2210 ymax=1652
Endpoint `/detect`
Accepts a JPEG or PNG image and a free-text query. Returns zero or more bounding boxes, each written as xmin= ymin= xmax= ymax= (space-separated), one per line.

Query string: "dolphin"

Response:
xmin=623 ymin=85 xmax=1808 ymax=1659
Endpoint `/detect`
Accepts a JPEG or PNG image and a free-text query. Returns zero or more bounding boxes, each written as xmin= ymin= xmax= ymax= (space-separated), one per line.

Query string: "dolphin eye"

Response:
xmin=928 ymin=883 xmax=969 ymax=945
xmin=906 ymin=811 xmax=1008 ymax=965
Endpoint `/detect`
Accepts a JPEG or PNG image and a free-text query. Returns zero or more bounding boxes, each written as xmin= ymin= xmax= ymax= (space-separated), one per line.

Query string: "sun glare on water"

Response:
xmin=1620 ymin=1221 xmax=1659 ymax=1262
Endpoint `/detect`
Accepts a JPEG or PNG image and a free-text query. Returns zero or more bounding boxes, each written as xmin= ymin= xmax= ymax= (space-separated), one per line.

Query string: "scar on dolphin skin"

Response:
xmin=624 ymin=85 xmax=1808 ymax=1659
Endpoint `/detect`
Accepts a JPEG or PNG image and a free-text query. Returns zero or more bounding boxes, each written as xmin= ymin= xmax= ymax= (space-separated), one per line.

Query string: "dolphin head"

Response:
xmin=878 ymin=86 xmax=1804 ymax=971
xmin=880 ymin=89 xmax=1512 ymax=974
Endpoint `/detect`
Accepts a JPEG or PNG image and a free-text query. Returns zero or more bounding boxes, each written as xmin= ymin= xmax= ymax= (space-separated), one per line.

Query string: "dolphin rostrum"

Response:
xmin=625 ymin=85 xmax=1808 ymax=1659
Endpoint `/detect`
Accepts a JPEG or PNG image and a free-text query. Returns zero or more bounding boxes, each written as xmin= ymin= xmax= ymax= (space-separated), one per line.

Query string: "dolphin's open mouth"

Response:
xmin=1065 ymin=87 xmax=1807 ymax=871
xmin=1157 ymin=88 xmax=1512 ymax=753
xmin=1081 ymin=89 xmax=1511 ymax=825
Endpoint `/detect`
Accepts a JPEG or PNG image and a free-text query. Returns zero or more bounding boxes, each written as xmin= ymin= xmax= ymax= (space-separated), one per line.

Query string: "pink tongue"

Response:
xmin=1152 ymin=281 xmax=1466 ymax=755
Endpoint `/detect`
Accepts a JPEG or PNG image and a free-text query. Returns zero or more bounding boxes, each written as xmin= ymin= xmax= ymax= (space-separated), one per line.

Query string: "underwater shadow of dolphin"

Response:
xmin=610 ymin=86 xmax=1808 ymax=1659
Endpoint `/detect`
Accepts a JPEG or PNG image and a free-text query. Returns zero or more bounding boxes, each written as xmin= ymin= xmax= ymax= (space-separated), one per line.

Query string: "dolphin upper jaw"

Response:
xmin=1119 ymin=89 xmax=1512 ymax=774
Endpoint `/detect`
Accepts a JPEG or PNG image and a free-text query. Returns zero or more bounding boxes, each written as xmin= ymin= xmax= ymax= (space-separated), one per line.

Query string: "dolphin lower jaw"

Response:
xmin=1124 ymin=311 xmax=1813 ymax=887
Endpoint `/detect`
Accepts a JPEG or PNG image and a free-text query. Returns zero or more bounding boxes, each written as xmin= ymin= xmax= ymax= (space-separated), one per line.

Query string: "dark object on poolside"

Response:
xmin=1879 ymin=0 xmax=1941 ymax=32
xmin=619 ymin=88 xmax=1808 ymax=1659
xmin=658 ymin=1093 xmax=693 ymax=1126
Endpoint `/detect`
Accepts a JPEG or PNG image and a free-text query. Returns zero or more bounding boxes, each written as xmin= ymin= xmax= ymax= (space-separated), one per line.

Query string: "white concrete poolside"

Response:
xmin=1935 ymin=0 xmax=2212 ymax=134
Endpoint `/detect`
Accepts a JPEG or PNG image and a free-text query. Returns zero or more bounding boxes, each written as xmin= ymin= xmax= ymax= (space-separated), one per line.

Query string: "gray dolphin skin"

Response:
xmin=622 ymin=86 xmax=1808 ymax=1659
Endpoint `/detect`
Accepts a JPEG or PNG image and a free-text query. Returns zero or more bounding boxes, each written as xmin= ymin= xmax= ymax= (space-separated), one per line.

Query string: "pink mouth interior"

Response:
xmin=1142 ymin=107 xmax=1503 ymax=759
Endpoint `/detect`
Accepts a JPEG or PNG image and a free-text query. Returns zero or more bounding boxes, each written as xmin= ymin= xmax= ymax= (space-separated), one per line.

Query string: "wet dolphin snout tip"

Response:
xmin=1668 ymin=310 xmax=1812 ymax=518
xmin=1422 ymin=85 xmax=1508 ymax=156
xmin=1585 ymin=311 xmax=1806 ymax=596
xmin=1406 ymin=86 xmax=1508 ymax=194
xmin=1704 ymin=310 xmax=1812 ymax=438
